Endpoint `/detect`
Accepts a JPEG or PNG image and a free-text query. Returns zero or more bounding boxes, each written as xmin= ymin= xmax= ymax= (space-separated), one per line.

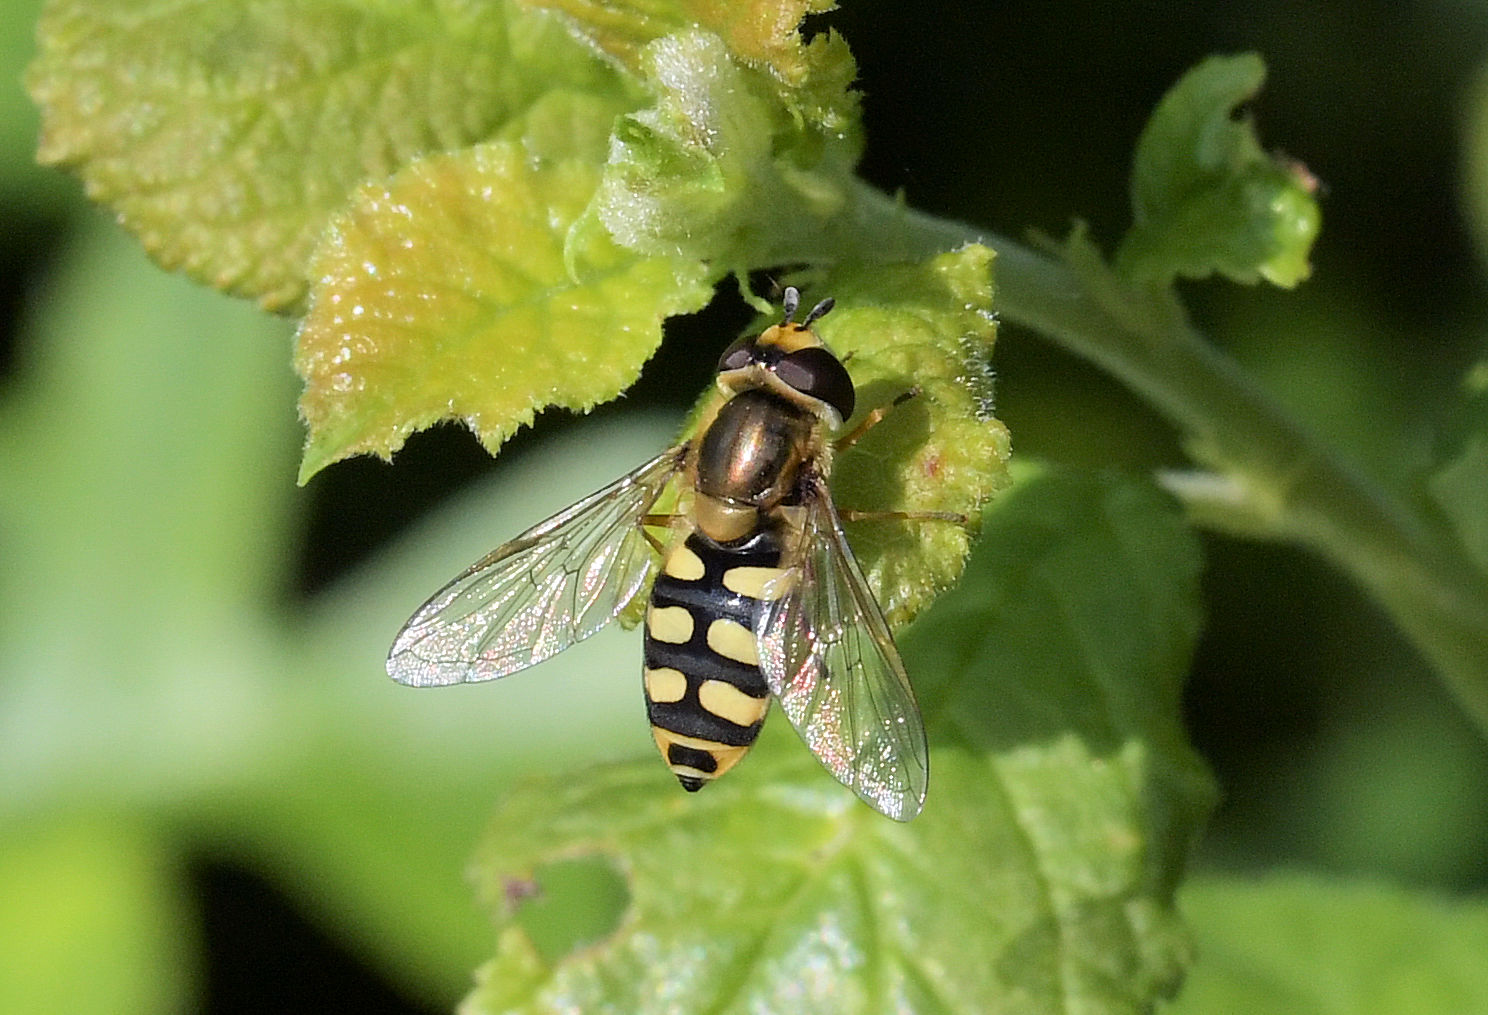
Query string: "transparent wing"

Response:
xmin=756 ymin=480 xmax=930 ymax=821
xmin=387 ymin=446 xmax=687 ymax=687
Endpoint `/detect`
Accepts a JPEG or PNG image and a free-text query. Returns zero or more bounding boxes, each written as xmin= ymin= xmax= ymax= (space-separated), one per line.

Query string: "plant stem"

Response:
xmin=844 ymin=181 xmax=1488 ymax=737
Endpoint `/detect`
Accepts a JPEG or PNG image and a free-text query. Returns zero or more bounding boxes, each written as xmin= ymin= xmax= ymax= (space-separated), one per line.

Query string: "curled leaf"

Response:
xmin=594 ymin=30 xmax=861 ymax=267
xmin=803 ymin=246 xmax=1009 ymax=629
xmin=520 ymin=0 xmax=851 ymax=101
xmin=1115 ymin=53 xmax=1321 ymax=288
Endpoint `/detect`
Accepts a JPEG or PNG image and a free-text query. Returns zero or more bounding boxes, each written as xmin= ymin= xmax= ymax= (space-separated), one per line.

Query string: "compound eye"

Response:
xmin=717 ymin=336 xmax=756 ymax=373
xmin=774 ymin=347 xmax=856 ymax=421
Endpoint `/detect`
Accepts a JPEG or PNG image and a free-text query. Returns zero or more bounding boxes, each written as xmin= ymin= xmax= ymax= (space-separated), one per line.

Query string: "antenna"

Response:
xmin=781 ymin=286 xmax=800 ymax=323
xmin=803 ymin=297 xmax=835 ymax=326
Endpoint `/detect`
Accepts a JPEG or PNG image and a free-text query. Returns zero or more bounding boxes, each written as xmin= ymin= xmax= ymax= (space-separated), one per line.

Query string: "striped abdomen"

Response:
xmin=644 ymin=527 xmax=790 ymax=791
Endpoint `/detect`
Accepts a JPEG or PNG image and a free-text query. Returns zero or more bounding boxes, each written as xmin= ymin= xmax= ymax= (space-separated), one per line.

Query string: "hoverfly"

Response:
xmin=387 ymin=288 xmax=956 ymax=820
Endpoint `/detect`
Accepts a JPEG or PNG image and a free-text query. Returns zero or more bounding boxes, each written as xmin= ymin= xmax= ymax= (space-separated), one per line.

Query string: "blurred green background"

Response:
xmin=3 ymin=0 xmax=1487 ymax=1012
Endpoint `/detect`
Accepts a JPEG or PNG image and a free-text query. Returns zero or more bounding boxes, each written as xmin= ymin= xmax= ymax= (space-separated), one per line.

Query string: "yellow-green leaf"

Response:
xmin=661 ymin=246 xmax=1006 ymax=630
xmin=0 ymin=817 xmax=193 ymax=1015
xmin=804 ymin=246 xmax=1009 ymax=628
xmin=595 ymin=30 xmax=861 ymax=267
xmin=28 ymin=0 xmax=623 ymax=309
xmin=520 ymin=0 xmax=846 ymax=95
xmin=294 ymin=118 xmax=714 ymax=482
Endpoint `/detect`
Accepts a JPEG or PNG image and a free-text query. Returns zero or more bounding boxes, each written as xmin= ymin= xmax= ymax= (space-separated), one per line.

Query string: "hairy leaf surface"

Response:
xmin=29 ymin=0 xmax=624 ymax=308
xmin=294 ymin=93 xmax=714 ymax=481
xmin=464 ymin=465 xmax=1213 ymax=1015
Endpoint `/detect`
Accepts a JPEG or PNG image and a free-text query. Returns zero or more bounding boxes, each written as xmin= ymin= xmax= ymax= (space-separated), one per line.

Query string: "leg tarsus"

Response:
xmin=639 ymin=512 xmax=681 ymax=556
xmin=838 ymin=508 xmax=967 ymax=524
xmin=835 ymin=386 xmax=922 ymax=451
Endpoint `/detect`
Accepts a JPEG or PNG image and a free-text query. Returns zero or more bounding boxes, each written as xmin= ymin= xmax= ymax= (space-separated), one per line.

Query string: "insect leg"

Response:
xmin=838 ymin=508 xmax=968 ymax=524
xmin=835 ymin=387 xmax=921 ymax=451
xmin=834 ymin=390 xmax=967 ymax=524
xmin=640 ymin=512 xmax=683 ymax=556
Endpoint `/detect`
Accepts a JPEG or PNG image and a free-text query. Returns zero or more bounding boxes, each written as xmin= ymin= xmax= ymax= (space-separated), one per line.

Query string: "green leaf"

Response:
xmin=0 ymin=218 xmax=298 ymax=811
xmin=1429 ymin=363 xmax=1488 ymax=574
xmin=27 ymin=0 xmax=624 ymax=309
xmin=462 ymin=464 xmax=1213 ymax=1015
xmin=520 ymin=0 xmax=857 ymax=127
xmin=801 ymin=246 xmax=1009 ymax=629
xmin=0 ymin=223 xmax=293 ymax=1013
xmin=1172 ymin=875 xmax=1488 ymax=1014
xmin=0 ymin=816 xmax=193 ymax=1015
xmin=1115 ymin=53 xmax=1320 ymax=288
xmin=649 ymin=245 xmax=1006 ymax=631
xmin=282 ymin=415 xmax=688 ymax=996
xmin=0 ymin=218 xmax=295 ymax=664
xmin=0 ymin=216 xmax=677 ymax=1006
xmin=293 ymin=94 xmax=715 ymax=482
xmin=593 ymin=30 xmax=861 ymax=267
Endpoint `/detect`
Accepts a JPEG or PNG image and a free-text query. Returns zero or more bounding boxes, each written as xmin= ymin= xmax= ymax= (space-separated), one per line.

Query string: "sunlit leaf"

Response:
xmin=520 ymin=0 xmax=851 ymax=97
xmin=1115 ymin=53 xmax=1320 ymax=288
xmin=293 ymin=96 xmax=715 ymax=482
xmin=803 ymin=246 xmax=1008 ymax=628
xmin=28 ymin=0 xmax=623 ymax=309
xmin=656 ymin=245 xmax=1006 ymax=631
xmin=463 ymin=464 xmax=1213 ymax=1015
xmin=594 ymin=30 xmax=861 ymax=267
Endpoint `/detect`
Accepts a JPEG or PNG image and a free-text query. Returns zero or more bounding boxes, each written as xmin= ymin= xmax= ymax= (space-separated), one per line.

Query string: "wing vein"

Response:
xmin=386 ymin=447 xmax=686 ymax=687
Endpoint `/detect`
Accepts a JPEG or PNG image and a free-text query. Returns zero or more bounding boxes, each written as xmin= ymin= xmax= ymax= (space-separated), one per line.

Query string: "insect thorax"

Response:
xmin=693 ymin=388 xmax=818 ymax=524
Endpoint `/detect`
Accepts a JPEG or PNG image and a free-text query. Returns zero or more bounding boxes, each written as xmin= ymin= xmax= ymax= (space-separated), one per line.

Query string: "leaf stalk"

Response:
xmin=841 ymin=181 xmax=1488 ymax=738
